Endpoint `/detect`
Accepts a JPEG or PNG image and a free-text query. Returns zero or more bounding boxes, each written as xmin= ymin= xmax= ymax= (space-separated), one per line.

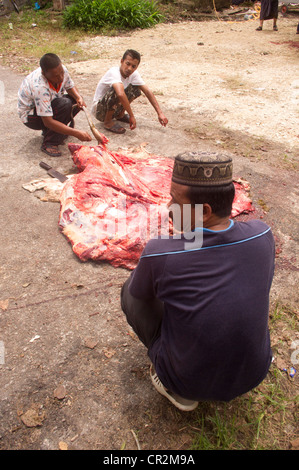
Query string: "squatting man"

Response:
xmin=92 ymin=49 xmax=168 ymax=134
xmin=121 ymin=152 xmax=275 ymax=411
xmin=17 ymin=53 xmax=92 ymax=157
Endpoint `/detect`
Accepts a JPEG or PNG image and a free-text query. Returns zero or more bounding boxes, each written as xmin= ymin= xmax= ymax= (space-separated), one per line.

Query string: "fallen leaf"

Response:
xmin=59 ymin=441 xmax=68 ymax=450
xmin=20 ymin=408 xmax=45 ymax=427
xmin=127 ymin=331 xmax=137 ymax=341
xmin=54 ymin=384 xmax=66 ymax=400
xmin=276 ymin=357 xmax=287 ymax=370
xmin=103 ymin=347 xmax=116 ymax=359
xmin=0 ymin=299 xmax=9 ymax=311
xmin=291 ymin=438 xmax=299 ymax=450
xmin=84 ymin=338 xmax=98 ymax=349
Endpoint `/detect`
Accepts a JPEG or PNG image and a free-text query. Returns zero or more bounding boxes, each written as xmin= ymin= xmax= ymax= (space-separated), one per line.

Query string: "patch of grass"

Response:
xmin=258 ymin=198 xmax=270 ymax=212
xmin=272 ymin=302 xmax=298 ymax=331
xmin=0 ymin=6 xmax=99 ymax=73
xmin=62 ymin=0 xmax=164 ymax=31
xmin=190 ymin=367 xmax=297 ymax=450
xmin=190 ymin=301 xmax=298 ymax=450
xmin=0 ymin=1 xmax=165 ymax=73
xmin=282 ymin=153 xmax=298 ymax=170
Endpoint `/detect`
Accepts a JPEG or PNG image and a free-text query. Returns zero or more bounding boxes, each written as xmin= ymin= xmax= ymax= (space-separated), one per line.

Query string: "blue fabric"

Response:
xmin=128 ymin=220 xmax=275 ymax=401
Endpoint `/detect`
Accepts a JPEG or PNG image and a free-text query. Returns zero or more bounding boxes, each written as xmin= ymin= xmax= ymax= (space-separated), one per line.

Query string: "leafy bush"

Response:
xmin=62 ymin=0 xmax=164 ymax=31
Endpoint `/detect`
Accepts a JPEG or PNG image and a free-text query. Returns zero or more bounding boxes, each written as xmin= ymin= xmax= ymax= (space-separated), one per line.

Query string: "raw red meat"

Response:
xmin=231 ymin=179 xmax=253 ymax=217
xmin=59 ymin=142 xmax=254 ymax=269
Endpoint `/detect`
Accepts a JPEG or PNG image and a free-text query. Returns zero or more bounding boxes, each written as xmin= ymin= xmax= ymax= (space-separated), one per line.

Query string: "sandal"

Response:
xmin=117 ymin=113 xmax=130 ymax=124
xmin=41 ymin=144 xmax=62 ymax=157
xmin=273 ymin=25 xmax=278 ymax=31
xmin=104 ymin=123 xmax=126 ymax=134
xmin=256 ymin=26 xmax=262 ymax=31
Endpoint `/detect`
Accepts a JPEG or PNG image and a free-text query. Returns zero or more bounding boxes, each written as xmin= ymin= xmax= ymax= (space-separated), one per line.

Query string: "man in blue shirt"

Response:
xmin=121 ymin=152 xmax=275 ymax=411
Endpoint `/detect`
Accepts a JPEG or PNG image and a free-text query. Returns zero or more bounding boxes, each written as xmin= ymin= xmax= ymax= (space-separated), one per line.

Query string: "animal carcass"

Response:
xmin=58 ymin=142 xmax=254 ymax=270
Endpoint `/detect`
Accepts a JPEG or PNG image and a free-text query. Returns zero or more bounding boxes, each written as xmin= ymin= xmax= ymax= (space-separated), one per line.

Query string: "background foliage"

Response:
xmin=62 ymin=0 xmax=164 ymax=31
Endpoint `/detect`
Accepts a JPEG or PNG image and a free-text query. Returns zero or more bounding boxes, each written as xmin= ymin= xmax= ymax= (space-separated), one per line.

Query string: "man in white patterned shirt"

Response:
xmin=18 ymin=53 xmax=92 ymax=157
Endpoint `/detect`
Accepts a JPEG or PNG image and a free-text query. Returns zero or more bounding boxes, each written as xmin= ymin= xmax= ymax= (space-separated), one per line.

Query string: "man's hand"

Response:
xmin=129 ymin=115 xmax=137 ymax=130
xmin=42 ymin=116 xmax=92 ymax=141
xmin=74 ymin=130 xmax=92 ymax=142
xmin=76 ymin=96 xmax=86 ymax=109
xmin=158 ymin=112 xmax=168 ymax=127
xmin=139 ymin=85 xmax=168 ymax=128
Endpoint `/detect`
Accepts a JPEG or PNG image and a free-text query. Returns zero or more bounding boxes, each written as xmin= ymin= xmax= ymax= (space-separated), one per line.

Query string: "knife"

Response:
xmin=39 ymin=162 xmax=68 ymax=183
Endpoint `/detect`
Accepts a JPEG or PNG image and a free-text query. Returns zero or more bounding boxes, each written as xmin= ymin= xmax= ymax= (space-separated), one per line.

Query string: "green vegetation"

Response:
xmin=62 ymin=0 xmax=164 ymax=31
xmin=190 ymin=301 xmax=299 ymax=450
xmin=0 ymin=7 xmax=100 ymax=73
xmin=0 ymin=1 xmax=164 ymax=72
xmin=190 ymin=371 xmax=296 ymax=450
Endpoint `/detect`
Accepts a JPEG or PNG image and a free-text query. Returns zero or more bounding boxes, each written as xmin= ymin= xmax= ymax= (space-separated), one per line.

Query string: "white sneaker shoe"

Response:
xmin=150 ymin=365 xmax=198 ymax=412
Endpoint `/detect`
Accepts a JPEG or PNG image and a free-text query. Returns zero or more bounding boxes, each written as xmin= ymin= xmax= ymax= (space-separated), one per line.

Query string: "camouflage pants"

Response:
xmin=95 ymin=84 xmax=141 ymax=122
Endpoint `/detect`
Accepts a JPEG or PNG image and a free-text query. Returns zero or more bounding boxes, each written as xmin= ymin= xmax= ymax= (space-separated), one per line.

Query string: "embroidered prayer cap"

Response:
xmin=172 ymin=151 xmax=233 ymax=187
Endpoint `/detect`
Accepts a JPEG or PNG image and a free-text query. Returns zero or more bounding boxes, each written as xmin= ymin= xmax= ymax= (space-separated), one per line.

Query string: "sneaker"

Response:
xmin=150 ymin=365 xmax=198 ymax=412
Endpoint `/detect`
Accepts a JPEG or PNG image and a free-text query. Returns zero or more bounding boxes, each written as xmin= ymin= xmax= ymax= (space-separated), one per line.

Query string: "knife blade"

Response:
xmin=39 ymin=162 xmax=68 ymax=183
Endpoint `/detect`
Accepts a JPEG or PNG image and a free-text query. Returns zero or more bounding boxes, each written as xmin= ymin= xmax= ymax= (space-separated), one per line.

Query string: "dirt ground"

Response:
xmin=0 ymin=12 xmax=298 ymax=451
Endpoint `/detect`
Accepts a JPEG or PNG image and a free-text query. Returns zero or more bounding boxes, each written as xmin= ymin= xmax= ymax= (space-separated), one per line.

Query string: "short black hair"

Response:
xmin=188 ymin=183 xmax=235 ymax=218
xmin=40 ymin=53 xmax=61 ymax=73
xmin=122 ymin=49 xmax=141 ymax=63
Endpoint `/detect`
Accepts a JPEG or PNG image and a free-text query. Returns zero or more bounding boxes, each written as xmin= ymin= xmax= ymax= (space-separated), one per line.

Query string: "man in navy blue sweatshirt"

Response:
xmin=121 ymin=152 xmax=275 ymax=411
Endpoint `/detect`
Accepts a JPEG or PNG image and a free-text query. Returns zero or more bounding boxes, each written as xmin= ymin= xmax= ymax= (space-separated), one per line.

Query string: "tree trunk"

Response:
xmin=53 ymin=0 xmax=65 ymax=10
